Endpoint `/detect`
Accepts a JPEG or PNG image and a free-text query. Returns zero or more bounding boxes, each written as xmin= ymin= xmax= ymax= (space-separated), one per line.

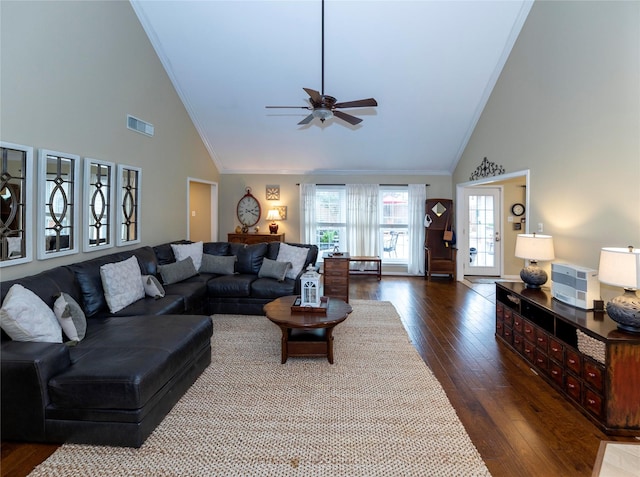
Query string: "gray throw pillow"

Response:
xmin=158 ymin=257 xmax=198 ymax=285
xmin=200 ymin=254 xmax=237 ymax=275
xmin=258 ymin=258 xmax=292 ymax=282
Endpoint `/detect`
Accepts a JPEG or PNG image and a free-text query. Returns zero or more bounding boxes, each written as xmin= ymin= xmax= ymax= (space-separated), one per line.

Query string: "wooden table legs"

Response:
xmin=278 ymin=325 xmax=336 ymax=364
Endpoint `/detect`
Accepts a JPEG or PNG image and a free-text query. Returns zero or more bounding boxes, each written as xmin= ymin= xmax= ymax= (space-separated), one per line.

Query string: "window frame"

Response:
xmin=37 ymin=149 xmax=80 ymax=260
xmin=83 ymin=157 xmax=115 ymax=252
xmin=116 ymin=164 xmax=142 ymax=246
xmin=0 ymin=142 xmax=33 ymax=267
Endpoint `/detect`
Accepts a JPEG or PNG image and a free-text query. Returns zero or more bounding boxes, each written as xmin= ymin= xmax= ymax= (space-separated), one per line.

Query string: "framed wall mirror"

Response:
xmin=116 ymin=164 xmax=141 ymax=246
xmin=0 ymin=142 xmax=33 ymax=267
xmin=38 ymin=149 xmax=80 ymax=259
xmin=83 ymin=158 xmax=115 ymax=252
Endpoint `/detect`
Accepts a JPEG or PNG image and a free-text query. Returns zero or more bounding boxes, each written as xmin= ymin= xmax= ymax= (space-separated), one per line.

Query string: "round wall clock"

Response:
xmin=237 ymin=188 xmax=261 ymax=227
xmin=511 ymin=203 xmax=525 ymax=216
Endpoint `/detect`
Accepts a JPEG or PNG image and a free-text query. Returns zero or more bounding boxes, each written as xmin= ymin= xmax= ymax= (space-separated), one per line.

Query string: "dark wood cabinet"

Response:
xmin=495 ymin=282 xmax=640 ymax=436
xmin=424 ymin=198 xmax=456 ymax=280
xmin=227 ymin=233 xmax=284 ymax=245
xmin=323 ymin=253 xmax=350 ymax=303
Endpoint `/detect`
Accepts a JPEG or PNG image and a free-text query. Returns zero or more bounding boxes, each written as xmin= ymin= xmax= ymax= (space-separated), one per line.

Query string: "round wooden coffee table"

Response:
xmin=263 ymin=295 xmax=352 ymax=364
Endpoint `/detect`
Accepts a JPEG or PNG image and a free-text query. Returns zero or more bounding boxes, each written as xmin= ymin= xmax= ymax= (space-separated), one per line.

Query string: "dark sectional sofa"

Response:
xmin=0 ymin=240 xmax=318 ymax=447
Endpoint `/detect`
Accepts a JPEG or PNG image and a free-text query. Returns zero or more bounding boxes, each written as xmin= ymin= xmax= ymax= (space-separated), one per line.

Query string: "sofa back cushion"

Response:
xmin=0 ymin=267 xmax=79 ymax=309
xmin=267 ymin=242 xmax=319 ymax=279
xmin=152 ymin=240 xmax=191 ymax=266
xmin=234 ymin=243 xmax=268 ymax=274
xmin=68 ymin=248 xmax=157 ymax=318
xmin=203 ymin=241 xmax=230 ymax=256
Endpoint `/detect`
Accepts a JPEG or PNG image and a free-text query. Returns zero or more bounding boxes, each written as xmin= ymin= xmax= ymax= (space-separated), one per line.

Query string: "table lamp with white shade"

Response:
xmin=515 ymin=233 xmax=555 ymax=288
xmin=266 ymin=209 xmax=282 ymax=234
xmin=598 ymin=246 xmax=640 ymax=333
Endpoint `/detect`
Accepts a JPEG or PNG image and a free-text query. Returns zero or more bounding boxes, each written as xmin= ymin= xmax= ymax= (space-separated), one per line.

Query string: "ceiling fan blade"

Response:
xmin=333 ymin=110 xmax=363 ymax=125
xmin=334 ymin=98 xmax=378 ymax=109
xmin=298 ymin=114 xmax=315 ymax=125
xmin=303 ymin=88 xmax=322 ymax=104
xmin=265 ymin=106 xmax=311 ymax=109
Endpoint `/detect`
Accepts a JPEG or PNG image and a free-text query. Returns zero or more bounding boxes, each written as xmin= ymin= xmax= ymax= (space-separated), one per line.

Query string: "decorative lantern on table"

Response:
xmin=300 ymin=264 xmax=321 ymax=307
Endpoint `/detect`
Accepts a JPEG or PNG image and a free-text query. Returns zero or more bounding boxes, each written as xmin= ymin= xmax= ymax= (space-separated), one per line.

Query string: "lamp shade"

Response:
xmin=598 ymin=247 xmax=640 ymax=289
xmin=266 ymin=209 xmax=282 ymax=221
xmin=515 ymin=234 xmax=555 ymax=261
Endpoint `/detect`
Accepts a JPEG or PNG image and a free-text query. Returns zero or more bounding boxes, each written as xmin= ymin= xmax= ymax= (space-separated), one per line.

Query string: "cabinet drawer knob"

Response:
xmin=551 ymin=370 xmax=559 ymax=376
xmin=568 ymin=359 xmax=576 ymax=364
xmin=568 ymin=383 xmax=575 ymax=389
xmin=587 ymin=372 xmax=596 ymax=378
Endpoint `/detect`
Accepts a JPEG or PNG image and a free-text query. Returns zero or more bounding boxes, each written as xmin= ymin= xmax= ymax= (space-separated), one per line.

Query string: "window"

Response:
xmin=316 ymin=186 xmax=346 ymax=252
xmin=311 ymin=185 xmax=410 ymax=264
xmin=380 ymin=187 xmax=409 ymax=262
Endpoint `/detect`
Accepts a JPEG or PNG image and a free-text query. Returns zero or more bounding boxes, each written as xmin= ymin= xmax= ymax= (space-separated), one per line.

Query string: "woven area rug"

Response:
xmin=29 ymin=300 xmax=491 ymax=476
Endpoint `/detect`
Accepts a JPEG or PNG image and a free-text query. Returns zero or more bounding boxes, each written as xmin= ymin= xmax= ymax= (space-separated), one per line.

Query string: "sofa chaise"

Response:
xmin=0 ymin=240 xmax=318 ymax=447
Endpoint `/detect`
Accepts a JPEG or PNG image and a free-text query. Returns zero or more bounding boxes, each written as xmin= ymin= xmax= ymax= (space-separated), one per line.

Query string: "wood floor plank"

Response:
xmin=3 ymin=276 xmax=636 ymax=477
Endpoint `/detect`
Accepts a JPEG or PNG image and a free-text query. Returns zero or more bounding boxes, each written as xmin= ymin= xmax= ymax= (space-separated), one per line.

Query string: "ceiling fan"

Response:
xmin=265 ymin=0 xmax=378 ymax=126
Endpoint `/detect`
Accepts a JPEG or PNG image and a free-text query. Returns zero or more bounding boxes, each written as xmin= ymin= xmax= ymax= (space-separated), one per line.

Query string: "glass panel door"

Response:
xmin=464 ymin=187 xmax=501 ymax=276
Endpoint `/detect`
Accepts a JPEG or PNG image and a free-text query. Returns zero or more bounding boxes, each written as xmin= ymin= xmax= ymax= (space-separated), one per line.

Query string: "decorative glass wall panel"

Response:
xmin=83 ymin=158 xmax=114 ymax=252
xmin=0 ymin=142 xmax=33 ymax=267
xmin=117 ymin=165 xmax=141 ymax=246
xmin=38 ymin=149 xmax=80 ymax=259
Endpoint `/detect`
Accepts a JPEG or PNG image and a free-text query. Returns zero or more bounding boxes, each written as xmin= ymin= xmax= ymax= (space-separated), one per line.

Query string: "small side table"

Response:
xmin=323 ymin=252 xmax=350 ymax=303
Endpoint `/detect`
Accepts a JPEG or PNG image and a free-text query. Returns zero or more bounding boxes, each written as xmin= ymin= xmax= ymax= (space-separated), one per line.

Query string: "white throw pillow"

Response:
xmin=100 ymin=256 xmax=145 ymax=313
xmin=53 ymin=292 xmax=87 ymax=342
xmin=276 ymin=243 xmax=309 ymax=280
xmin=142 ymin=274 xmax=166 ymax=299
xmin=171 ymin=241 xmax=203 ymax=271
xmin=0 ymin=284 xmax=62 ymax=343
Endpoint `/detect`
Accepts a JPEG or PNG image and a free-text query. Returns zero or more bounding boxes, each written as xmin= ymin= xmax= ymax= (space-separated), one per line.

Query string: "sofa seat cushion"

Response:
xmin=91 ymin=295 xmax=185 ymax=318
xmin=48 ymin=315 xmax=212 ymax=410
xmin=162 ymin=274 xmax=211 ymax=311
xmin=207 ymin=274 xmax=255 ymax=298
xmin=250 ymin=277 xmax=296 ymax=299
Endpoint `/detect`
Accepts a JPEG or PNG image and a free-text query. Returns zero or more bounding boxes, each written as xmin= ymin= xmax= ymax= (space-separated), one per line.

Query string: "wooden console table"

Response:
xmin=496 ymin=282 xmax=640 ymax=436
xmin=227 ymin=233 xmax=284 ymax=245
xmin=349 ymin=256 xmax=381 ymax=280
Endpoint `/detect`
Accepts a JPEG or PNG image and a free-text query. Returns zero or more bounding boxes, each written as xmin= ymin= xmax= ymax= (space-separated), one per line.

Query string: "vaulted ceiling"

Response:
xmin=131 ymin=0 xmax=533 ymax=175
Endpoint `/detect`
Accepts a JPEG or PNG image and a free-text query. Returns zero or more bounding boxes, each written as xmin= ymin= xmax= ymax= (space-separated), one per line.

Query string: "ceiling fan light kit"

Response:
xmin=265 ymin=0 xmax=377 ymax=126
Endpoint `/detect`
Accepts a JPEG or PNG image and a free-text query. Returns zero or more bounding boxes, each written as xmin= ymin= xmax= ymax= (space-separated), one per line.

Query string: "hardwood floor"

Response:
xmin=2 ymin=276 xmax=636 ymax=476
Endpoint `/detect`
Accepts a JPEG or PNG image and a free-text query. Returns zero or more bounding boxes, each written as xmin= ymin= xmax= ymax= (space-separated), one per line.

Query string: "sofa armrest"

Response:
xmin=1 ymin=341 xmax=71 ymax=441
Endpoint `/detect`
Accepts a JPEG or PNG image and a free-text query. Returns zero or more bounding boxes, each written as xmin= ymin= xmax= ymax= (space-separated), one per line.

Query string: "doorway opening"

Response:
xmin=187 ymin=178 xmax=218 ymax=242
xmin=455 ymin=170 xmax=529 ymax=282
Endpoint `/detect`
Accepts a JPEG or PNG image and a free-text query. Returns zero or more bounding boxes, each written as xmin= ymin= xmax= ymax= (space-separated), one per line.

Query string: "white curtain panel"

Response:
xmin=346 ymin=184 xmax=379 ymax=257
xmin=299 ymin=183 xmax=316 ymax=245
xmin=407 ymin=184 xmax=426 ymax=275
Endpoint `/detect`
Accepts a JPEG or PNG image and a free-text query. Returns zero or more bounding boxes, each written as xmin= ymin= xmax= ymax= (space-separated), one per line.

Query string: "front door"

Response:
xmin=463 ymin=187 xmax=501 ymax=276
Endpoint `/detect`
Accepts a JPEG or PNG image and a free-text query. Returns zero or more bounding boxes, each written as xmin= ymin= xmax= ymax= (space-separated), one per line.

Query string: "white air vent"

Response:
xmin=127 ymin=115 xmax=154 ymax=137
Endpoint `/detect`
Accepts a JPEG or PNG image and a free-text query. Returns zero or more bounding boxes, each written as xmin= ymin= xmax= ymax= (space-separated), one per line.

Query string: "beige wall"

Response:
xmin=219 ymin=173 xmax=453 ymax=244
xmin=0 ymin=0 xmax=219 ymax=281
xmin=454 ymin=0 xmax=640 ymax=286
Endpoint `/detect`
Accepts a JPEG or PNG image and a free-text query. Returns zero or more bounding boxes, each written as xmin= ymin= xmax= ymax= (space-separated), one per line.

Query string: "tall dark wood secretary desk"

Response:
xmin=424 ymin=198 xmax=457 ymax=280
